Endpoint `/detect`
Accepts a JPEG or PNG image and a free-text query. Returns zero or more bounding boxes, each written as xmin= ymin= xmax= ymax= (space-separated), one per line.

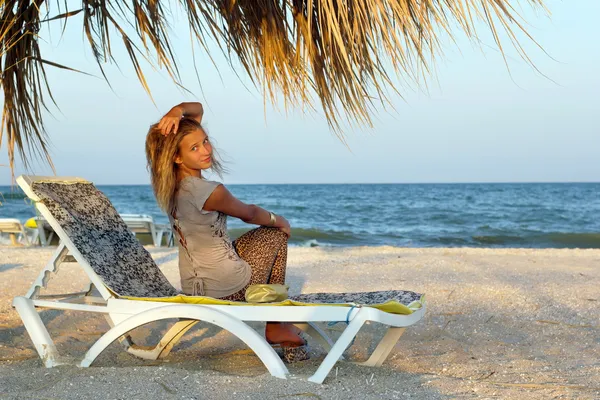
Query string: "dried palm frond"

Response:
xmin=0 ymin=0 xmax=548 ymax=173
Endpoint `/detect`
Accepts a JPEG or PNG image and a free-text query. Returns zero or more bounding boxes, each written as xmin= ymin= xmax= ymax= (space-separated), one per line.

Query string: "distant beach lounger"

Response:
xmin=25 ymin=216 xmax=56 ymax=246
xmin=0 ymin=218 xmax=30 ymax=245
xmin=120 ymin=214 xmax=172 ymax=247
xmin=12 ymin=175 xmax=425 ymax=384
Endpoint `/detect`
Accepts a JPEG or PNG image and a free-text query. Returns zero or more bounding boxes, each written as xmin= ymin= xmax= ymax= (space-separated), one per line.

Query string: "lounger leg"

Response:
xmin=293 ymin=322 xmax=335 ymax=353
xmin=157 ymin=320 xmax=198 ymax=358
xmin=154 ymin=228 xmax=166 ymax=247
xmin=38 ymin=224 xmax=48 ymax=246
xmin=83 ymin=305 xmax=288 ymax=379
xmin=12 ymin=297 xmax=62 ymax=367
xmin=47 ymin=230 xmax=55 ymax=246
xmin=124 ymin=320 xmax=199 ymax=360
xmin=354 ymin=327 xmax=405 ymax=367
xmin=105 ymin=314 xmax=198 ymax=361
xmin=20 ymin=227 xmax=30 ymax=246
xmin=308 ymin=312 xmax=366 ymax=384
xmin=28 ymin=228 xmax=39 ymax=246
xmin=150 ymin=225 xmax=159 ymax=247
xmin=104 ymin=315 xmax=134 ymax=348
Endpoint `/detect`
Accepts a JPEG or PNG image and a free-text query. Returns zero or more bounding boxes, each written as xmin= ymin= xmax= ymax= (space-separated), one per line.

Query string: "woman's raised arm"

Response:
xmin=157 ymin=102 xmax=204 ymax=136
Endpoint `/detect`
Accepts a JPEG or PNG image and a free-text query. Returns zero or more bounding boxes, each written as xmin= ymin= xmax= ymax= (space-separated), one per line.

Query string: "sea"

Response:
xmin=1 ymin=183 xmax=599 ymax=248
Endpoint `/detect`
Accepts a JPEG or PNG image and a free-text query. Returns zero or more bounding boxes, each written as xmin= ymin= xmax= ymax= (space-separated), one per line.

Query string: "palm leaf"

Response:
xmin=0 ymin=0 xmax=548 ymax=174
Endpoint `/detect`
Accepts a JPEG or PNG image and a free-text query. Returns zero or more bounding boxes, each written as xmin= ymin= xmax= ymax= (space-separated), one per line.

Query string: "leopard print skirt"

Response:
xmin=219 ymin=227 xmax=288 ymax=302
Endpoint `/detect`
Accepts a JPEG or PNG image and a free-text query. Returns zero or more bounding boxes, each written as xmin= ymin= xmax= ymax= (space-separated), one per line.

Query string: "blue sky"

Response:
xmin=1 ymin=0 xmax=598 ymax=184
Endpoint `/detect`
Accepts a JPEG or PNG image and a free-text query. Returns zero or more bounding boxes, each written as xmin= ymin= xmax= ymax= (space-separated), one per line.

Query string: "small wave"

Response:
xmin=295 ymin=239 xmax=333 ymax=248
xmin=0 ymin=192 xmax=27 ymax=200
xmin=430 ymin=236 xmax=471 ymax=246
xmin=472 ymin=235 xmax=525 ymax=245
xmin=473 ymin=232 xmax=600 ymax=249
xmin=289 ymin=227 xmax=359 ymax=245
xmin=228 ymin=227 xmax=359 ymax=246
xmin=542 ymin=232 xmax=600 ymax=248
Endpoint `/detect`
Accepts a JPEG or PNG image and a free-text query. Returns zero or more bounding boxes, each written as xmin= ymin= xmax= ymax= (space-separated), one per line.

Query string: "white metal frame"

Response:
xmin=12 ymin=175 xmax=426 ymax=384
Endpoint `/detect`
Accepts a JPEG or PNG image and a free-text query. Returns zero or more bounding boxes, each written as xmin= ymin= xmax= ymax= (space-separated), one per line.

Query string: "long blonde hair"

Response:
xmin=145 ymin=118 xmax=225 ymax=214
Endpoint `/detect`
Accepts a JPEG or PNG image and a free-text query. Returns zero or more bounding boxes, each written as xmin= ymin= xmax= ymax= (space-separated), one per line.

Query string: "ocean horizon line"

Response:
xmin=86 ymin=180 xmax=600 ymax=186
xmin=2 ymin=179 xmax=600 ymax=187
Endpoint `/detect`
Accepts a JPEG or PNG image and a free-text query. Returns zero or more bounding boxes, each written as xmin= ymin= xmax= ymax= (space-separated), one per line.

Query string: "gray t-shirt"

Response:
xmin=171 ymin=176 xmax=251 ymax=298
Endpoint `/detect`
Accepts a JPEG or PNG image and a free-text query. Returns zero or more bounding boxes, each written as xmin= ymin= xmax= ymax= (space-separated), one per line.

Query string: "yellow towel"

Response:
xmin=122 ymin=293 xmax=424 ymax=315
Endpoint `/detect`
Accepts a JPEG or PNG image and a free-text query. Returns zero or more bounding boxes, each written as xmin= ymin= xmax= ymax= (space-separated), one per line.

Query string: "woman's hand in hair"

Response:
xmin=157 ymin=105 xmax=184 ymax=136
xmin=158 ymin=102 xmax=204 ymax=136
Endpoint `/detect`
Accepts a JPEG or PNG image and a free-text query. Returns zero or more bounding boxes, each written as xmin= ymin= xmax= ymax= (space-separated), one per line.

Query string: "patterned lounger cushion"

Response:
xmin=291 ymin=290 xmax=424 ymax=310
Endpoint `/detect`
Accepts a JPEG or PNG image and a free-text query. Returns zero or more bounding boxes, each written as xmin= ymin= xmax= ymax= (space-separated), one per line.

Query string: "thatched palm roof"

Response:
xmin=0 ymin=0 xmax=547 ymax=172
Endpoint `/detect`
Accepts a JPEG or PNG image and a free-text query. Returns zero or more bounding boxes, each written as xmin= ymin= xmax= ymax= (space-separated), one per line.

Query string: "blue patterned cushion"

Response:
xmin=32 ymin=181 xmax=178 ymax=298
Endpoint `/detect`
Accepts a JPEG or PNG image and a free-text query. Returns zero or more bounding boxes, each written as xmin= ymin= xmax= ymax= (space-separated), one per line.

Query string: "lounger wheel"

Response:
xmin=81 ymin=305 xmax=289 ymax=379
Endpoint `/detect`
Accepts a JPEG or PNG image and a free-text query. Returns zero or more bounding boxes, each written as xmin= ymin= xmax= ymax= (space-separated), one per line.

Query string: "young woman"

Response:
xmin=145 ymin=102 xmax=307 ymax=361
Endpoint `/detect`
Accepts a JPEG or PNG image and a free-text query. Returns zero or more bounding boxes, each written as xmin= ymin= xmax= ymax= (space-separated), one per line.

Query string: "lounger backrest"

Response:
xmin=121 ymin=214 xmax=154 ymax=233
xmin=31 ymin=181 xmax=178 ymax=298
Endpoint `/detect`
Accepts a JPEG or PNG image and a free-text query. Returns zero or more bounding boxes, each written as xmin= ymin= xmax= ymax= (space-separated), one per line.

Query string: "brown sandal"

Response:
xmin=265 ymin=322 xmax=310 ymax=363
xmin=280 ymin=344 xmax=310 ymax=363
xmin=269 ymin=341 xmax=310 ymax=363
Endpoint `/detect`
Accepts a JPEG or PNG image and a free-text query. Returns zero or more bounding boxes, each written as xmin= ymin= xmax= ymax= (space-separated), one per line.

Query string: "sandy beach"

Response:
xmin=0 ymin=245 xmax=598 ymax=399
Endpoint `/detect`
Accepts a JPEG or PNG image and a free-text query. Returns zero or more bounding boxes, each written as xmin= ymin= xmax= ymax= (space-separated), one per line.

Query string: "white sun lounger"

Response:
xmin=0 ymin=218 xmax=30 ymax=245
xmin=12 ymin=175 xmax=425 ymax=384
xmin=28 ymin=216 xmax=56 ymax=246
xmin=120 ymin=214 xmax=171 ymax=247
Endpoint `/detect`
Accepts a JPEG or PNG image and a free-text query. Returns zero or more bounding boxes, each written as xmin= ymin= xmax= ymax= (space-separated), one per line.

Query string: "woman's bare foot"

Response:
xmin=265 ymin=322 xmax=305 ymax=346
